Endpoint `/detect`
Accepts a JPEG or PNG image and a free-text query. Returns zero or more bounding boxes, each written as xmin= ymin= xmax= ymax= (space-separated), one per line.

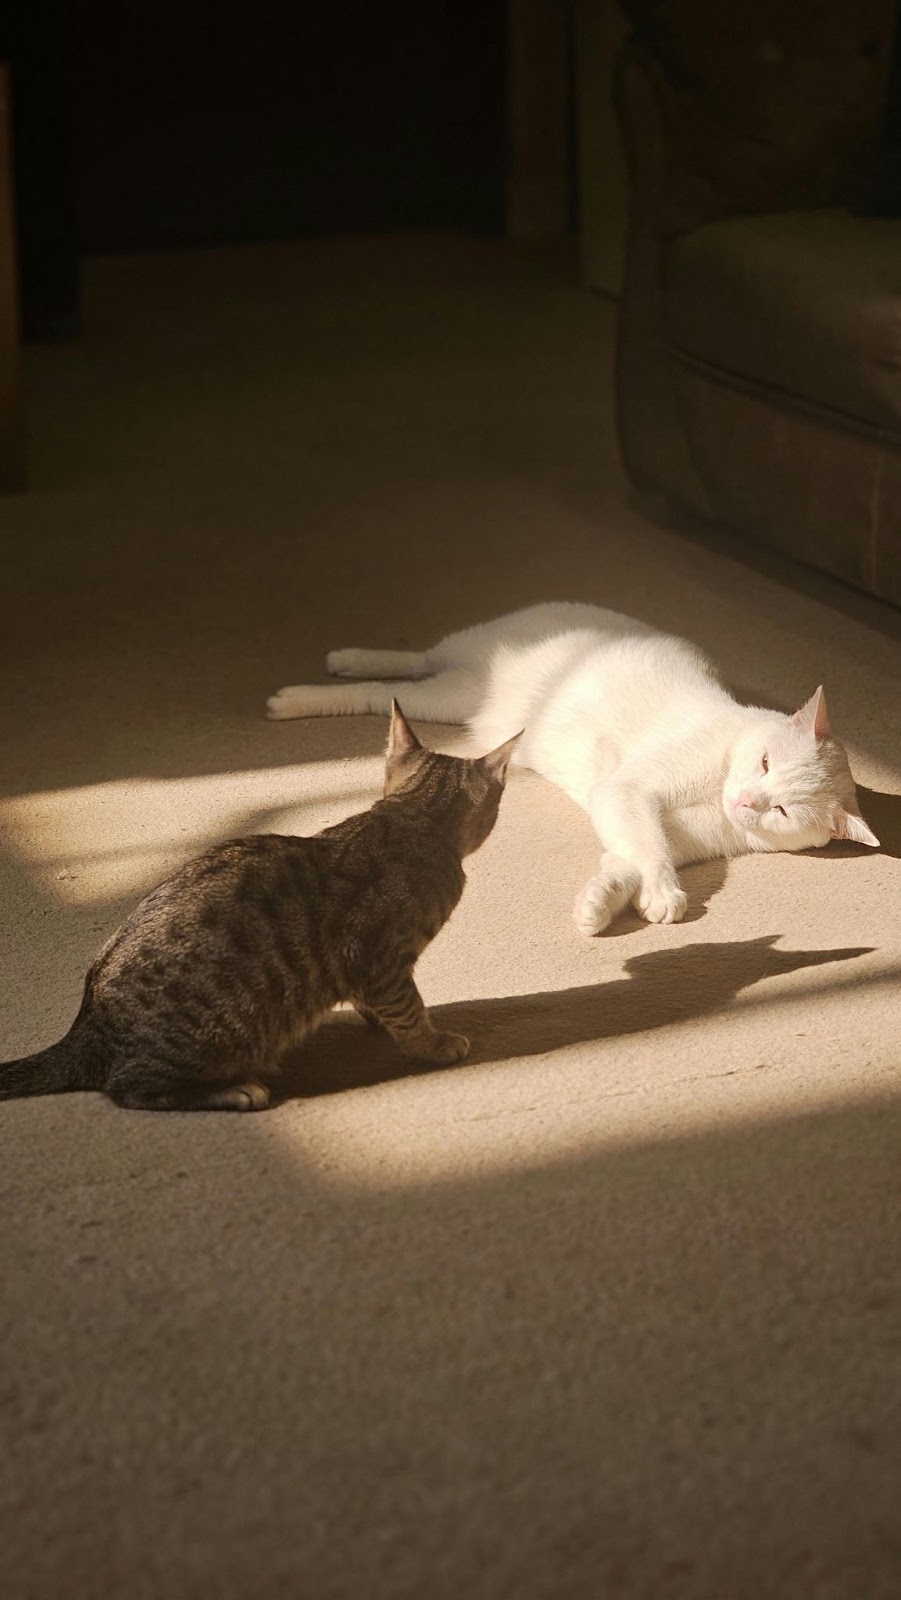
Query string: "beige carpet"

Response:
xmin=2 ymin=236 xmax=900 ymax=1599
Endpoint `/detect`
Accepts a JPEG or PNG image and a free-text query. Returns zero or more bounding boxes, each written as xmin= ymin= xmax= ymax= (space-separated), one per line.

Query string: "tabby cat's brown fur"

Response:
xmin=0 ymin=705 xmax=520 ymax=1112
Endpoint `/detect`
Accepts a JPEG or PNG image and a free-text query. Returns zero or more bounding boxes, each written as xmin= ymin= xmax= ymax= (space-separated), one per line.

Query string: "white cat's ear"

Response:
xmin=792 ymin=685 xmax=832 ymax=739
xmin=481 ymin=729 xmax=524 ymax=785
xmin=832 ymin=805 xmax=880 ymax=848
xmin=387 ymin=699 xmax=422 ymax=760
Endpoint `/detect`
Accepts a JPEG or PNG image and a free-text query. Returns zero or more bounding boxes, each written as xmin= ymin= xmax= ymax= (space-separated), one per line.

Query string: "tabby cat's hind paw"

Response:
xmin=228 ymin=1082 xmax=272 ymax=1111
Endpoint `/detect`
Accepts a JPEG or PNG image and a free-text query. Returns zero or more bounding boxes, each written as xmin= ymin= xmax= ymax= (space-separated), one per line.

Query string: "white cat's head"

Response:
xmin=723 ymin=688 xmax=879 ymax=852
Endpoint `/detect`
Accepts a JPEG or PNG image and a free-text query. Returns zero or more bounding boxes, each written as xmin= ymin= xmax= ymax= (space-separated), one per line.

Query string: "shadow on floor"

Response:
xmin=856 ymin=787 xmax=901 ymax=857
xmin=278 ymin=935 xmax=878 ymax=1101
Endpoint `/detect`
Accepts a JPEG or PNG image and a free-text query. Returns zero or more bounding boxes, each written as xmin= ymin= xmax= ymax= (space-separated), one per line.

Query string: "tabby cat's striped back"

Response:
xmin=0 ymin=704 xmax=521 ymax=1112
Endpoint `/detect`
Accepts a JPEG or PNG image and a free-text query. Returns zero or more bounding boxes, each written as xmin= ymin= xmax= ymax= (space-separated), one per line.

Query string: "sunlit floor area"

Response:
xmin=2 ymin=236 xmax=900 ymax=1597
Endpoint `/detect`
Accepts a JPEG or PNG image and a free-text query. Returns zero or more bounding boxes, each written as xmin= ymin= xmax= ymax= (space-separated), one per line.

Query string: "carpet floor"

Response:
xmin=2 ymin=235 xmax=900 ymax=1599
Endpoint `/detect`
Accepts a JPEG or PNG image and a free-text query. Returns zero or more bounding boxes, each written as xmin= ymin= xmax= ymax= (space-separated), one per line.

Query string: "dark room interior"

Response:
xmin=1 ymin=5 xmax=900 ymax=1598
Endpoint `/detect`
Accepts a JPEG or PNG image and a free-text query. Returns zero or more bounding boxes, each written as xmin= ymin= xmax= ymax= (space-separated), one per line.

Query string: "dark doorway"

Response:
xmin=70 ymin=1 xmax=508 ymax=251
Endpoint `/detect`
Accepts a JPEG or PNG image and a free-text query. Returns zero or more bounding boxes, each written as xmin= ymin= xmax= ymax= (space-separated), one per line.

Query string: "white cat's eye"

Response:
xmin=774 ymin=804 xmax=787 ymax=817
xmin=762 ymin=754 xmax=769 ymax=773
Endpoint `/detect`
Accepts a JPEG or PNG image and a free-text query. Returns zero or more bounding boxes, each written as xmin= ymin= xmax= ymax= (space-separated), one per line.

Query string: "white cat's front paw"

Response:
xmin=326 ymin=648 xmax=363 ymax=677
xmin=573 ymin=878 xmax=616 ymax=937
xmin=266 ymin=685 xmax=323 ymax=720
xmin=636 ymin=879 xmax=687 ymax=925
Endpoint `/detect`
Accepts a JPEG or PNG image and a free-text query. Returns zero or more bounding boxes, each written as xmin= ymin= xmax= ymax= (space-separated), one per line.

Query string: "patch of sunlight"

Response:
xmin=283 ymin=1043 xmax=899 ymax=1194
xmin=0 ymin=758 xmax=380 ymax=906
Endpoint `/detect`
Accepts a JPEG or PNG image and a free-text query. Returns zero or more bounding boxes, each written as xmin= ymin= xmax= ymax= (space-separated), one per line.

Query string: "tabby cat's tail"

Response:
xmin=0 ymin=1025 xmax=104 ymax=1100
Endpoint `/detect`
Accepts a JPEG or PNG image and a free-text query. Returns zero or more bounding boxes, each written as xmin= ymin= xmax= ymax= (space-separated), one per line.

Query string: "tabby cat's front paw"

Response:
xmin=635 ymin=878 xmax=688 ymax=925
xmin=426 ymin=1031 xmax=470 ymax=1067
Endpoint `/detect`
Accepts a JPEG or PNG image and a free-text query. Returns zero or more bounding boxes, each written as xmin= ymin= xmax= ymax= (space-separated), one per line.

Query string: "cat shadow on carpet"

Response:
xmin=274 ymin=935 xmax=878 ymax=1102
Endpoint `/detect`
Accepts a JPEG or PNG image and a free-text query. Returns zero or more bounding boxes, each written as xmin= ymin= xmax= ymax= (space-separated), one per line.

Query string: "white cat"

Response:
xmin=267 ymin=601 xmax=879 ymax=934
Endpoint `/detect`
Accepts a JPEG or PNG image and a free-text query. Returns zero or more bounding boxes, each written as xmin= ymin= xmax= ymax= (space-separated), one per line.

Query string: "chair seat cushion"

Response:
xmin=665 ymin=209 xmax=901 ymax=434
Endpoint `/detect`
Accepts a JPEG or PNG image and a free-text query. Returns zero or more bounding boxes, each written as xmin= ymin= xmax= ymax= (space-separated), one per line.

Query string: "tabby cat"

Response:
xmin=0 ymin=704 xmax=520 ymax=1112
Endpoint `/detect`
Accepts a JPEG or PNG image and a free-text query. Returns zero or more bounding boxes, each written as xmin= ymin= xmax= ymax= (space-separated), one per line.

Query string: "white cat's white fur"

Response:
xmin=268 ymin=602 xmax=878 ymax=934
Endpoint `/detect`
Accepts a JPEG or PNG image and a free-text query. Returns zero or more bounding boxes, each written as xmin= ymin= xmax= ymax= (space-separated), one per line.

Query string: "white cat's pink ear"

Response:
xmin=387 ymin=699 xmax=422 ymax=760
xmin=831 ymin=805 xmax=880 ymax=848
xmin=792 ymin=685 xmax=831 ymax=739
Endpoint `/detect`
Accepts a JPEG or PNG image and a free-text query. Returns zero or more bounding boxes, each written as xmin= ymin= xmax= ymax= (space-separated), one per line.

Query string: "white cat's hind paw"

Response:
xmin=266 ymin=686 xmax=327 ymax=720
xmin=327 ymin=647 xmax=430 ymax=680
xmin=636 ymin=881 xmax=688 ymax=925
xmin=326 ymin=649 xmax=365 ymax=677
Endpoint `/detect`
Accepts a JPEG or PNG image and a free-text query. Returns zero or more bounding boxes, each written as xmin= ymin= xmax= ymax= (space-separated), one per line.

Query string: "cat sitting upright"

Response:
xmin=267 ymin=601 xmax=878 ymax=936
xmin=0 ymin=705 xmax=520 ymax=1111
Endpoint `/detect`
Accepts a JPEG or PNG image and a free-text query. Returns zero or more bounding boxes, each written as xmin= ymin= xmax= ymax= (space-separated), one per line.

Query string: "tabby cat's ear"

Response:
xmin=480 ymin=730 xmax=524 ymax=785
xmin=387 ymin=700 xmax=422 ymax=761
xmin=831 ymin=804 xmax=880 ymax=848
xmin=792 ymin=685 xmax=831 ymax=740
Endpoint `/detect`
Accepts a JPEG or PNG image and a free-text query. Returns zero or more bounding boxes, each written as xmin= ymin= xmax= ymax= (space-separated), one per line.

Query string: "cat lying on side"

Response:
xmin=0 ymin=705 xmax=520 ymax=1111
xmin=267 ymin=601 xmax=878 ymax=935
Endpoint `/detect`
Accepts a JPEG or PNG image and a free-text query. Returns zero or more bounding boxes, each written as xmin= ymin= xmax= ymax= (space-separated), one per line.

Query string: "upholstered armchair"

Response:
xmin=614 ymin=0 xmax=901 ymax=604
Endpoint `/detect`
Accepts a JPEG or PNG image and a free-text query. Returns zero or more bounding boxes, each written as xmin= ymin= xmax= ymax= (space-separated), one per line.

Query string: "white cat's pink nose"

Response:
xmin=733 ymin=790 xmax=754 ymax=809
